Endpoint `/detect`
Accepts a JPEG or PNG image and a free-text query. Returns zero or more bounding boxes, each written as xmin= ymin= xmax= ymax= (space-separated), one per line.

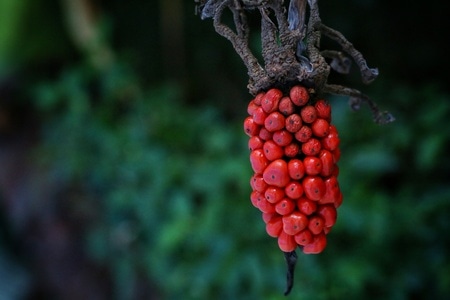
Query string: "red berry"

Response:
xmin=295 ymin=125 xmax=312 ymax=143
xmin=273 ymin=130 xmax=293 ymax=147
xmin=261 ymin=88 xmax=283 ymax=113
xmin=294 ymin=229 xmax=313 ymax=246
xmin=248 ymin=136 xmax=263 ymax=151
xmin=319 ymin=149 xmax=335 ymax=177
xmin=263 ymin=140 xmax=284 ymax=161
xmin=314 ymin=99 xmax=331 ymax=121
xmin=266 ymin=216 xmax=283 ymax=237
xmin=258 ymin=128 xmax=273 ymax=141
xmin=253 ymin=92 xmax=265 ymax=105
xmin=311 ymin=118 xmax=330 ymax=137
xmin=288 ymin=159 xmax=305 ymax=180
xmin=282 ymin=212 xmax=309 ymax=235
xmin=263 ymin=159 xmax=290 ymax=187
xmin=244 ymin=116 xmax=260 ymax=137
xmin=321 ymin=131 xmax=340 ymax=151
xmin=285 ymin=181 xmax=304 ymax=199
xmin=264 ymin=112 xmax=285 ymax=132
xmin=247 ymin=100 xmax=259 ymax=116
xmin=250 ymin=174 xmax=268 ymax=192
xmin=257 ymin=197 xmax=276 ymax=214
xmin=265 ymin=186 xmax=285 ymax=203
xmin=302 ymin=176 xmax=326 ymax=201
xmin=300 ymin=105 xmax=317 ymax=123
xmin=250 ymin=190 xmax=264 ymax=208
xmin=303 ymin=156 xmax=323 ymax=175
xmin=250 ymin=149 xmax=269 ymax=174
xmin=317 ymin=204 xmax=337 ymax=227
xmin=302 ymin=233 xmax=327 ymax=254
xmin=285 ymin=114 xmax=303 ymax=133
xmin=278 ymin=231 xmax=297 ymax=252
xmin=278 ymin=96 xmax=295 ymax=115
xmin=262 ymin=212 xmax=276 ymax=223
xmin=284 ymin=143 xmax=300 ymax=158
xmin=290 ymin=85 xmax=309 ymax=106
xmin=252 ymin=106 xmax=268 ymax=125
xmin=335 ymin=191 xmax=343 ymax=208
xmin=275 ymin=198 xmax=296 ymax=215
xmin=301 ymin=138 xmax=322 ymax=156
xmin=308 ymin=215 xmax=325 ymax=235
xmin=319 ymin=176 xmax=341 ymax=205
xmin=297 ymin=197 xmax=317 ymax=215
xmin=332 ymin=148 xmax=341 ymax=163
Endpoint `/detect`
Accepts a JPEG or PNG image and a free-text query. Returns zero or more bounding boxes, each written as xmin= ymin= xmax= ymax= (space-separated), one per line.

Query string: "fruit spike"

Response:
xmin=244 ymin=84 xmax=342 ymax=292
xmin=245 ymin=85 xmax=341 ymax=253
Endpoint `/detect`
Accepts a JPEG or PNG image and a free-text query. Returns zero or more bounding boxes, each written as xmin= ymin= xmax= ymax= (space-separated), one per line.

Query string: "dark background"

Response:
xmin=0 ymin=0 xmax=449 ymax=299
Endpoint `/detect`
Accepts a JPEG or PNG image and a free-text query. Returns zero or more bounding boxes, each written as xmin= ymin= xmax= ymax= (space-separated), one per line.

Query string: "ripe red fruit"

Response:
xmin=282 ymin=212 xmax=309 ymax=235
xmin=247 ymin=100 xmax=259 ymax=115
xmin=288 ymin=159 xmax=305 ymax=180
xmin=285 ymin=114 xmax=303 ymax=133
xmin=244 ymin=87 xmax=342 ymax=261
xmin=257 ymin=197 xmax=276 ymax=214
xmin=262 ymin=88 xmax=283 ymax=113
xmin=303 ymin=156 xmax=323 ymax=176
xmin=263 ymin=140 xmax=284 ymax=161
xmin=250 ymin=191 xmax=264 ymax=208
xmin=294 ymin=229 xmax=313 ymax=246
xmin=248 ymin=136 xmax=263 ymax=151
xmin=253 ymin=92 xmax=265 ymax=105
xmin=273 ymin=130 xmax=293 ymax=147
xmin=290 ymin=85 xmax=309 ymax=106
xmin=250 ymin=149 xmax=269 ymax=174
xmin=301 ymin=138 xmax=322 ymax=156
xmin=319 ymin=176 xmax=341 ymax=205
xmin=264 ymin=112 xmax=286 ymax=132
xmin=278 ymin=96 xmax=295 ymax=115
xmin=285 ymin=181 xmax=304 ymax=199
xmin=319 ymin=149 xmax=334 ymax=177
xmin=284 ymin=143 xmax=300 ymax=158
xmin=265 ymin=186 xmax=285 ymax=203
xmin=263 ymin=159 xmax=290 ymax=187
xmin=253 ymin=106 xmax=268 ymax=125
xmin=321 ymin=130 xmax=340 ymax=151
xmin=331 ymin=165 xmax=340 ymax=177
xmin=278 ymin=231 xmax=297 ymax=252
xmin=314 ymin=99 xmax=332 ymax=121
xmin=262 ymin=212 xmax=276 ymax=223
xmin=250 ymin=174 xmax=268 ymax=192
xmin=317 ymin=205 xmax=337 ymax=227
xmin=275 ymin=198 xmax=296 ymax=215
xmin=295 ymin=125 xmax=312 ymax=143
xmin=244 ymin=116 xmax=260 ymax=137
xmin=332 ymin=148 xmax=341 ymax=163
xmin=302 ymin=233 xmax=327 ymax=254
xmin=302 ymin=176 xmax=326 ymax=201
xmin=258 ymin=128 xmax=273 ymax=141
xmin=300 ymin=105 xmax=317 ymax=123
xmin=308 ymin=215 xmax=325 ymax=235
xmin=266 ymin=216 xmax=283 ymax=237
xmin=335 ymin=191 xmax=343 ymax=208
xmin=297 ymin=197 xmax=317 ymax=215
xmin=311 ymin=118 xmax=330 ymax=137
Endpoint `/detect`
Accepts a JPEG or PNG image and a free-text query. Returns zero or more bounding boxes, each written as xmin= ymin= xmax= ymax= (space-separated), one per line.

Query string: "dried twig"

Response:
xmin=196 ymin=0 xmax=394 ymax=124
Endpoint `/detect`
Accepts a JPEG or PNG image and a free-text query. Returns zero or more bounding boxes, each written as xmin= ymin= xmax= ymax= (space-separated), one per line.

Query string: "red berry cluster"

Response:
xmin=244 ymin=85 xmax=342 ymax=254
